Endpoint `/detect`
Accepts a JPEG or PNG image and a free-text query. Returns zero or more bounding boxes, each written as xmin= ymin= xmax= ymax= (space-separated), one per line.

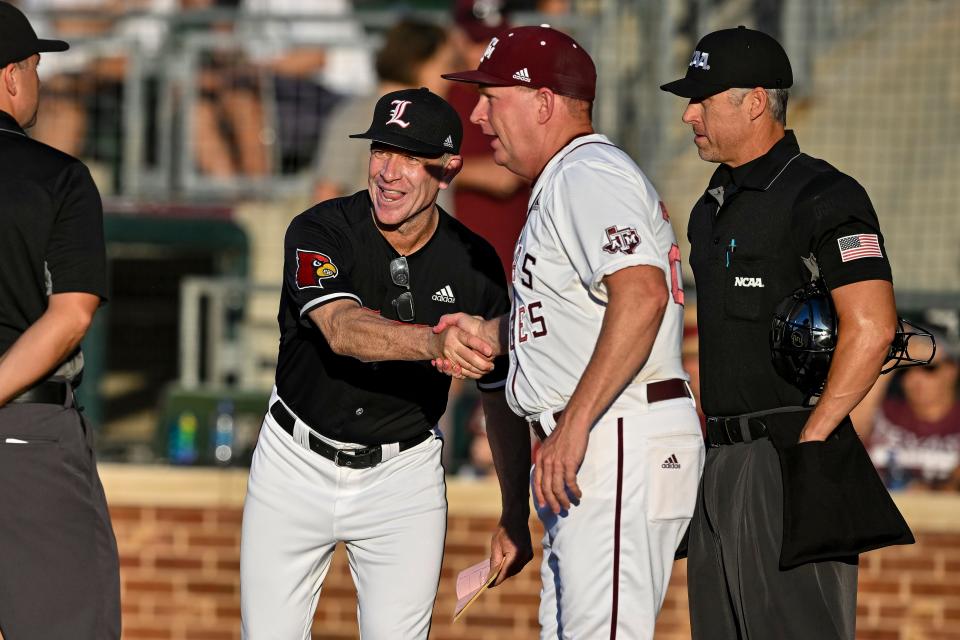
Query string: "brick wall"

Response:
xmin=34 ymin=466 xmax=960 ymax=639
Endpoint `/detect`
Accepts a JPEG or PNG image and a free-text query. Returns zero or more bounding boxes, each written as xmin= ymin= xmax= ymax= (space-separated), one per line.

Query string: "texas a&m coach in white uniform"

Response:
xmin=442 ymin=26 xmax=705 ymax=639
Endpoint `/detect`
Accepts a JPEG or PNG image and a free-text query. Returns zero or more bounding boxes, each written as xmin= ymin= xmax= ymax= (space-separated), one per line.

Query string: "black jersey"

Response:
xmin=688 ymin=131 xmax=892 ymax=417
xmin=0 ymin=110 xmax=107 ymax=362
xmin=276 ymin=190 xmax=510 ymax=445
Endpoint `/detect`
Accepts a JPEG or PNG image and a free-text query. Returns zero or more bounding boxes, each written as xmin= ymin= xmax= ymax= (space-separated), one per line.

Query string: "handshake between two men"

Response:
xmin=429 ymin=312 xmax=503 ymax=379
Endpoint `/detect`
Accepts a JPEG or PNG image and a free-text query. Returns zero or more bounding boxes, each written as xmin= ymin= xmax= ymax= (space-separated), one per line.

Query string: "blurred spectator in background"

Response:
xmin=852 ymin=328 xmax=960 ymax=491
xmin=190 ymin=0 xmax=271 ymax=178
xmin=501 ymin=0 xmax=571 ymax=14
xmin=242 ymin=0 xmax=374 ymax=175
xmin=22 ymin=0 xmax=114 ymax=159
xmin=446 ymin=0 xmax=529 ymax=275
xmin=312 ymin=18 xmax=454 ymax=202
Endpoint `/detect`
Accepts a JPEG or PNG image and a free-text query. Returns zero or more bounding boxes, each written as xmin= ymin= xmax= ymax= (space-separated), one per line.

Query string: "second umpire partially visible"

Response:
xmin=0 ymin=3 xmax=121 ymax=639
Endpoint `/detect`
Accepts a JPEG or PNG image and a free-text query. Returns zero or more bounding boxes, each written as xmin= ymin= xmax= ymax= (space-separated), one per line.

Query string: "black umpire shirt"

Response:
xmin=276 ymin=190 xmax=509 ymax=446
xmin=0 ymin=110 xmax=107 ymax=369
xmin=689 ymin=131 xmax=892 ymax=417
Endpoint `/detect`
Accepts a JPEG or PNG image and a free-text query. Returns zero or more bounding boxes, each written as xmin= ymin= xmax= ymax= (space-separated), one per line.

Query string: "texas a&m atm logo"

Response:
xmin=296 ymin=249 xmax=338 ymax=289
xmin=602 ymin=225 xmax=641 ymax=255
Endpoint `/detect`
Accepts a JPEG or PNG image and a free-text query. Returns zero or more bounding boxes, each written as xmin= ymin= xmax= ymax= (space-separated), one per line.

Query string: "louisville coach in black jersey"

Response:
xmin=239 ymin=88 xmax=533 ymax=639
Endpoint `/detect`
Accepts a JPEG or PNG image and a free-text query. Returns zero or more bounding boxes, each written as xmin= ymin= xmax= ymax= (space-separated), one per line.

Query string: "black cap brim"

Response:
xmin=35 ymin=39 xmax=70 ymax=54
xmin=349 ymin=130 xmax=449 ymax=157
xmin=659 ymin=76 xmax=728 ymax=99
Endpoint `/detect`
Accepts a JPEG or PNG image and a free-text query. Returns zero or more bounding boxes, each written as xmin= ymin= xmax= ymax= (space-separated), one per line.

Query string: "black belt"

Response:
xmin=705 ymin=406 xmax=810 ymax=447
xmin=706 ymin=416 xmax=770 ymax=447
xmin=9 ymin=380 xmax=70 ymax=405
xmin=269 ymin=401 xmax=432 ymax=469
xmin=529 ymin=378 xmax=691 ymax=441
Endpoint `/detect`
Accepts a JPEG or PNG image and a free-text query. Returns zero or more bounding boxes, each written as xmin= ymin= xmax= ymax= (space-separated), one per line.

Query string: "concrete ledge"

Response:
xmin=99 ymin=463 xmax=960 ymax=529
xmin=99 ymin=463 xmax=506 ymax=516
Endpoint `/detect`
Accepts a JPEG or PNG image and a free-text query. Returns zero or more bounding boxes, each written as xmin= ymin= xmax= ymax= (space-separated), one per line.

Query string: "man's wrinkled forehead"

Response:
xmin=370 ymin=141 xmax=445 ymax=162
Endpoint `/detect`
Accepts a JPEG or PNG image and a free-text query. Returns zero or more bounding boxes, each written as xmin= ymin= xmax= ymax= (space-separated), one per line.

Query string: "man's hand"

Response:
xmin=433 ymin=312 xmax=486 ymax=337
xmin=430 ymin=324 xmax=494 ymax=379
xmin=489 ymin=515 xmax=533 ymax=587
xmin=533 ymin=414 xmax=589 ymax=514
xmin=431 ymin=313 xmax=498 ymax=379
xmin=797 ymin=426 xmax=830 ymax=443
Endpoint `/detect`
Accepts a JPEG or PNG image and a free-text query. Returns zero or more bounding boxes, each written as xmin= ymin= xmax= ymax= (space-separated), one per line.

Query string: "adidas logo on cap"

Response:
xmin=443 ymin=135 xmax=454 ymax=149
xmin=661 ymin=454 xmax=681 ymax=469
xmin=431 ymin=285 xmax=456 ymax=303
xmin=512 ymin=68 xmax=531 ymax=82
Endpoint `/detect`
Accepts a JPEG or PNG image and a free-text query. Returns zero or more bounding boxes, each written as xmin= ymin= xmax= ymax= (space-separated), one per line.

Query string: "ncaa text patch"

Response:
xmin=296 ymin=249 xmax=338 ymax=289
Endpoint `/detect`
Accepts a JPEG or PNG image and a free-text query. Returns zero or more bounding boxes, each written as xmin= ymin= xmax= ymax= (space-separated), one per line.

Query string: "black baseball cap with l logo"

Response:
xmin=0 ymin=1 xmax=69 ymax=68
xmin=660 ymin=26 xmax=792 ymax=98
xmin=350 ymin=87 xmax=463 ymax=157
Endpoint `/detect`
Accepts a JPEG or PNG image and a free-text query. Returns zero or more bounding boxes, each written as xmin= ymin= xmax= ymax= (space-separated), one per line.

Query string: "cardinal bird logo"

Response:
xmin=295 ymin=249 xmax=338 ymax=289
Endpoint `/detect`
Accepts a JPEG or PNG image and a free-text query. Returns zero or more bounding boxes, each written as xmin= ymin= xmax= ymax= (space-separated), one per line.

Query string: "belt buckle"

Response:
xmin=723 ymin=418 xmax=736 ymax=444
xmin=334 ymin=449 xmax=351 ymax=467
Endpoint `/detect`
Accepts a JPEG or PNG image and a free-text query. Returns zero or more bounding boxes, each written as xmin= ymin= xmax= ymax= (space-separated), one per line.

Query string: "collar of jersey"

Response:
xmin=0 ymin=110 xmax=26 ymax=137
xmin=707 ymin=129 xmax=802 ymax=195
xmin=531 ymin=132 xmax=611 ymax=194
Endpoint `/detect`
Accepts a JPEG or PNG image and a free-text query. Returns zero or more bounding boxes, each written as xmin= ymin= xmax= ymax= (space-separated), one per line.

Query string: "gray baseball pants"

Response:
xmin=0 ymin=395 xmax=121 ymax=640
xmin=687 ymin=437 xmax=858 ymax=640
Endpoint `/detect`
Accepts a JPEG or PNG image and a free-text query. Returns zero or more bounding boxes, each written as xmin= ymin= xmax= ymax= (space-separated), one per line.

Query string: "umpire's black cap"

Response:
xmin=660 ymin=26 xmax=792 ymax=98
xmin=0 ymin=1 xmax=69 ymax=68
xmin=350 ymin=87 xmax=462 ymax=157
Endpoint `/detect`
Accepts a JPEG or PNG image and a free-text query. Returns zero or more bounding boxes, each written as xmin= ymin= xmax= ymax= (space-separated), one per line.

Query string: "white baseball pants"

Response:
xmin=537 ymin=399 xmax=704 ymax=639
xmin=240 ymin=406 xmax=447 ymax=640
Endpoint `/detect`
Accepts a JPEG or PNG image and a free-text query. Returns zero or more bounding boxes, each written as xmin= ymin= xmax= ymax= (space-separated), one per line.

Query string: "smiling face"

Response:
xmin=367 ymin=144 xmax=460 ymax=229
xmin=469 ymin=85 xmax=542 ymax=180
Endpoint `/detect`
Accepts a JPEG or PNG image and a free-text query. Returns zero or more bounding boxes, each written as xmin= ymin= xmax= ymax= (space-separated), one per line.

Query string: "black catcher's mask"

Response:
xmin=769 ymin=280 xmax=936 ymax=396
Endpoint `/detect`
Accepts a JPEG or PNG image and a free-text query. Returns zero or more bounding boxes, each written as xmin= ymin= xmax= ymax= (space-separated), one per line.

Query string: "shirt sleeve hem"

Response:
xmin=590 ymin=256 xmax=668 ymax=296
xmin=477 ymin=378 xmax=508 ymax=392
xmin=300 ymin=292 xmax=362 ymax=317
xmin=823 ymin=269 xmax=892 ymax=292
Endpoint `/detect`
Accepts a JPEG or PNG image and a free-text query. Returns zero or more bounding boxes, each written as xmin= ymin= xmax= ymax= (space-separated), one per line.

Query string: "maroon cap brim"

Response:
xmin=441 ymin=69 xmax=515 ymax=87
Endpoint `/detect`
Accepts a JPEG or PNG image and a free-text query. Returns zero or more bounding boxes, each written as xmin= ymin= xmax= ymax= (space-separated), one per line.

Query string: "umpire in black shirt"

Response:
xmin=240 ymin=88 xmax=532 ymax=639
xmin=0 ymin=2 xmax=120 ymax=639
xmin=662 ymin=28 xmax=898 ymax=639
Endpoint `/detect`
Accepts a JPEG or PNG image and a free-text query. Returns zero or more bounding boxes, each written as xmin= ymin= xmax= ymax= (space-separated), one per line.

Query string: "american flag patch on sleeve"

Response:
xmin=837 ymin=234 xmax=883 ymax=262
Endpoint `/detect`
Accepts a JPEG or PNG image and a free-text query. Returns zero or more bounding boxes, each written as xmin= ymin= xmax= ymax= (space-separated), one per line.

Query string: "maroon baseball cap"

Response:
xmin=442 ymin=25 xmax=596 ymax=101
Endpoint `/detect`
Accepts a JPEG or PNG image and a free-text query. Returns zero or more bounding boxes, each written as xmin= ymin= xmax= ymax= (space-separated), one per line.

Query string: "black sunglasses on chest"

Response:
xmin=389 ymin=256 xmax=415 ymax=322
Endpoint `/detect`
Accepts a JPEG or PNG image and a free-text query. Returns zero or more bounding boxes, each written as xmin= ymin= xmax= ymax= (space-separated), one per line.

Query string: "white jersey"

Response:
xmin=506 ymin=134 xmax=687 ymax=417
